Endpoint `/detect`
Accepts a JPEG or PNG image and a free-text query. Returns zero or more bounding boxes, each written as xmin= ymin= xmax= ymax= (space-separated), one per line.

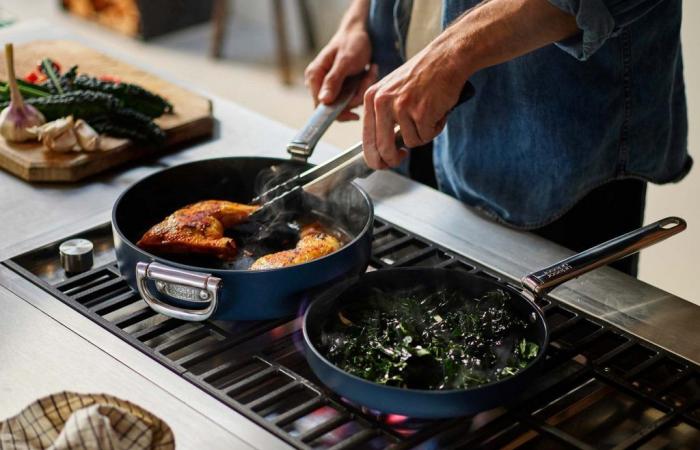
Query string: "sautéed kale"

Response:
xmin=320 ymin=288 xmax=539 ymax=390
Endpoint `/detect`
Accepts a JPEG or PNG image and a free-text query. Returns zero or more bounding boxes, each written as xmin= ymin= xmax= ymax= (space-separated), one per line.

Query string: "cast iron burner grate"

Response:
xmin=5 ymin=219 xmax=700 ymax=449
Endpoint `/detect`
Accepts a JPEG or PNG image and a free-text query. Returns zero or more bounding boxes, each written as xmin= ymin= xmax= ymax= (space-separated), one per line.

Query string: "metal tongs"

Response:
xmin=251 ymin=81 xmax=476 ymax=218
xmin=251 ymin=138 xmax=371 ymax=217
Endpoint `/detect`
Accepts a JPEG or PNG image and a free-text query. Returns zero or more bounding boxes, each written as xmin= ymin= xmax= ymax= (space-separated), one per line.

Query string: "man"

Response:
xmin=304 ymin=0 xmax=690 ymax=276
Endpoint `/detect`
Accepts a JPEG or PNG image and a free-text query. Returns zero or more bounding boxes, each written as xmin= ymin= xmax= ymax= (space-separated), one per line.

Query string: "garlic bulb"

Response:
xmin=0 ymin=43 xmax=46 ymax=142
xmin=74 ymin=119 xmax=101 ymax=151
xmin=32 ymin=116 xmax=78 ymax=152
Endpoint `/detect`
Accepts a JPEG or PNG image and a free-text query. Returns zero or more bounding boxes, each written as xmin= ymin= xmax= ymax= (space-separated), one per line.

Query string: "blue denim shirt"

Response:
xmin=368 ymin=0 xmax=690 ymax=229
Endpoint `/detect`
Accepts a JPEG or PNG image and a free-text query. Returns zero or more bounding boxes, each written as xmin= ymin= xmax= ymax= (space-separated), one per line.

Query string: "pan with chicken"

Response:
xmin=112 ymin=156 xmax=373 ymax=321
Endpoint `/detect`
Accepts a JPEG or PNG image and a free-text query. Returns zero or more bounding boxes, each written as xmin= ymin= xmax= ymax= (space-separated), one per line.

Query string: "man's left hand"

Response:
xmin=361 ymin=0 xmax=580 ymax=170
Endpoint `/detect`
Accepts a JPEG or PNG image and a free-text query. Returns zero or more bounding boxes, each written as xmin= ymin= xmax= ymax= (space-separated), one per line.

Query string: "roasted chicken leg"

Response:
xmin=137 ymin=200 xmax=259 ymax=260
xmin=250 ymin=222 xmax=342 ymax=270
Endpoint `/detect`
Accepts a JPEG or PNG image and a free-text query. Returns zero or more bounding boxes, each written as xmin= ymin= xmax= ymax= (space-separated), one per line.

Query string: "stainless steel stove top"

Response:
xmin=5 ymin=217 xmax=700 ymax=450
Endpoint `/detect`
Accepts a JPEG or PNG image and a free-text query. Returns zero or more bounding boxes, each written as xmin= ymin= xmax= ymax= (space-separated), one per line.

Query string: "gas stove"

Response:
xmin=4 ymin=217 xmax=700 ymax=450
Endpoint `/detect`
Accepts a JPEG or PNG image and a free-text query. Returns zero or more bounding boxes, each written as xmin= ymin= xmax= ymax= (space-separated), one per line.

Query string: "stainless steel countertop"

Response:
xmin=0 ymin=285 xmax=260 ymax=450
xmin=1 ymin=19 xmax=699 ymax=450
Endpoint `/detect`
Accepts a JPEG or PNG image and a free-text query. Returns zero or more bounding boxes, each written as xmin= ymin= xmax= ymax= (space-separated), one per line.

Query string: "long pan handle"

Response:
xmin=521 ymin=217 xmax=686 ymax=296
xmin=287 ymin=72 xmax=365 ymax=162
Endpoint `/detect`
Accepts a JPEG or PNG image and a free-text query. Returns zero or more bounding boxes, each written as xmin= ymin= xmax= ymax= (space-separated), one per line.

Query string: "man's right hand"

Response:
xmin=304 ymin=18 xmax=375 ymax=121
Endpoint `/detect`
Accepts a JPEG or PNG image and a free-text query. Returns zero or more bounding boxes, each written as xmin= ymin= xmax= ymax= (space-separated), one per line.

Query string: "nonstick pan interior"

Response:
xmin=303 ymin=268 xmax=548 ymax=417
xmin=113 ymin=157 xmax=372 ymax=271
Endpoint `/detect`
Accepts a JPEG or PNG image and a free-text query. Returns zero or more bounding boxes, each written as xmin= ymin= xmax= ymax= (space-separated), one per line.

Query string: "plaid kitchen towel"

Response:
xmin=0 ymin=392 xmax=174 ymax=450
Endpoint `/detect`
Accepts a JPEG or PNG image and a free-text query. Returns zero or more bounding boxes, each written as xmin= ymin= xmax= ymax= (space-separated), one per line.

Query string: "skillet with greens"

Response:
xmin=319 ymin=288 xmax=539 ymax=390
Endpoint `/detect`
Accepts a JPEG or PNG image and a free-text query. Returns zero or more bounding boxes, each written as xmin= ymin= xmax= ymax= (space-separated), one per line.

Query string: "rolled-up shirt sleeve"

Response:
xmin=548 ymin=0 xmax=665 ymax=60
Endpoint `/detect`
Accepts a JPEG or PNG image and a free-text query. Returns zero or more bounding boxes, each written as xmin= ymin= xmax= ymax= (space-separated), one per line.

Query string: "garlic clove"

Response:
xmin=44 ymin=128 xmax=78 ymax=152
xmin=74 ymin=119 xmax=101 ymax=151
xmin=35 ymin=116 xmax=78 ymax=152
xmin=25 ymin=125 xmax=41 ymax=139
xmin=33 ymin=116 xmax=74 ymax=140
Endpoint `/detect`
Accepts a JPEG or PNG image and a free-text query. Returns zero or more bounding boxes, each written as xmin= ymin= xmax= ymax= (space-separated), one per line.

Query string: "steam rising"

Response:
xmin=248 ymin=163 xmax=305 ymax=246
xmin=215 ymin=162 xmax=366 ymax=270
xmin=245 ymin=162 xmax=369 ymax=248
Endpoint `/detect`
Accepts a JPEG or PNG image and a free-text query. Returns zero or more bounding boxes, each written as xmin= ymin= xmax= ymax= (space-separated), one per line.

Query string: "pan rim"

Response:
xmin=111 ymin=156 xmax=374 ymax=274
xmin=302 ymin=267 xmax=550 ymax=396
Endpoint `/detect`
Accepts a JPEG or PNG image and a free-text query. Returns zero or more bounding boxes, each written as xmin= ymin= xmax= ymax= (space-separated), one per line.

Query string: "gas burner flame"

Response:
xmin=297 ymin=292 xmax=312 ymax=319
xmin=385 ymin=413 xmax=410 ymax=425
xmin=292 ymin=293 xmax=311 ymax=354
xmin=337 ymin=397 xmax=438 ymax=434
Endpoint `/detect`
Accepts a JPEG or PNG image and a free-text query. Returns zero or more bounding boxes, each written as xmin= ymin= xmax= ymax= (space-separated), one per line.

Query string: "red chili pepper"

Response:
xmin=36 ymin=60 xmax=62 ymax=75
xmin=24 ymin=70 xmax=48 ymax=84
xmin=98 ymin=74 xmax=122 ymax=84
xmin=24 ymin=71 xmax=40 ymax=84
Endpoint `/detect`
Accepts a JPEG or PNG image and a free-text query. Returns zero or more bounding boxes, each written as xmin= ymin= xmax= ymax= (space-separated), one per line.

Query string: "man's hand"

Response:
xmin=304 ymin=0 xmax=375 ymax=121
xmin=362 ymin=40 xmax=469 ymax=169
xmin=361 ymin=0 xmax=580 ymax=170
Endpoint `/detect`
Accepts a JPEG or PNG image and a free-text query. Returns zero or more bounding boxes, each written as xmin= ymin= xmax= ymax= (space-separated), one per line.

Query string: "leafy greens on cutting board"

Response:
xmin=0 ymin=39 xmax=213 ymax=182
xmin=1 ymin=58 xmax=172 ymax=143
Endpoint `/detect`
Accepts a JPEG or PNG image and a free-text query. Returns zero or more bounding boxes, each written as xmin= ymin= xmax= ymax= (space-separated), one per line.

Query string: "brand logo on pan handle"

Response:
xmin=155 ymin=280 xmax=210 ymax=303
xmin=538 ymin=263 xmax=573 ymax=281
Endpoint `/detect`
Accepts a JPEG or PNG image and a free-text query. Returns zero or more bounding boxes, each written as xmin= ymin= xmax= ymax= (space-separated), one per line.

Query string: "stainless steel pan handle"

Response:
xmin=136 ymin=261 xmax=221 ymax=321
xmin=522 ymin=217 xmax=686 ymax=296
xmin=287 ymin=73 xmax=365 ymax=162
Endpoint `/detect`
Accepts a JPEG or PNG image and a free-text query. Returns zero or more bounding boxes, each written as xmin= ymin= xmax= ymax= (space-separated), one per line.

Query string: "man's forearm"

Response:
xmin=438 ymin=0 xmax=580 ymax=83
xmin=338 ymin=0 xmax=370 ymax=32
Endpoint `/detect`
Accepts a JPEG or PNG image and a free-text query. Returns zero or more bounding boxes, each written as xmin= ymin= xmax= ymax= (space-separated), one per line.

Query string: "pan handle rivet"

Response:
xmin=199 ymin=290 xmax=210 ymax=300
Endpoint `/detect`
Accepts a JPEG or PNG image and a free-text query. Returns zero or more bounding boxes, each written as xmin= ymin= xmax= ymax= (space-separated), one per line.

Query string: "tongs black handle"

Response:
xmin=287 ymin=72 xmax=366 ymax=162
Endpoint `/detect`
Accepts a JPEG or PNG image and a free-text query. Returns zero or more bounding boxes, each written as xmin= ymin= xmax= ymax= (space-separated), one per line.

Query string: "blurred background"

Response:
xmin=1 ymin=0 xmax=697 ymax=303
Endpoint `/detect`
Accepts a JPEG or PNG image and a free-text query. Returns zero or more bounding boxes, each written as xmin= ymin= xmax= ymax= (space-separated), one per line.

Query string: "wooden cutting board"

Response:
xmin=0 ymin=40 xmax=213 ymax=182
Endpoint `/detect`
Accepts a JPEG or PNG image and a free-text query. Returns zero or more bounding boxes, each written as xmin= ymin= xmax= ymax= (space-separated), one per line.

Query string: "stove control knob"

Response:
xmin=59 ymin=238 xmax=94 ymax=274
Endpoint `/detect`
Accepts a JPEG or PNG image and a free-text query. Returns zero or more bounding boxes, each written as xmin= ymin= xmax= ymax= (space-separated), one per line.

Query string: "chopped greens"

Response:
xmin=320 ymin=288 xmax=539 ymax=390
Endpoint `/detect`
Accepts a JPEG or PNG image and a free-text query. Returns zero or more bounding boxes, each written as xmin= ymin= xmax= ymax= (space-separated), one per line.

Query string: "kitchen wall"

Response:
xmin=642 ymin=0 xmax=699 ymax=303
xmin=233 ymin=0 xmax=345 ymax=48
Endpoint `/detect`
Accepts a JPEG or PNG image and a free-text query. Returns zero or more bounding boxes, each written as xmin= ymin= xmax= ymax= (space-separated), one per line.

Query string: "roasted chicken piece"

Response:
xmin=250 ymin=222 xmax=342 ymax=270
xmin=137 ymin=200 xmax=259 ymax=260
